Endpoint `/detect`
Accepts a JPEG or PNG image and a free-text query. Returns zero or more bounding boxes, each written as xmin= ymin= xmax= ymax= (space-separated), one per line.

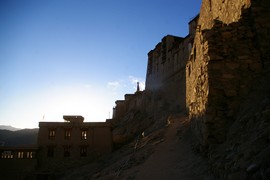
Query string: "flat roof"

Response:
xmin=0 ymin=146 xmax=38 ymax=150
xmin=39 ymin=121 xmax=110 ymax=127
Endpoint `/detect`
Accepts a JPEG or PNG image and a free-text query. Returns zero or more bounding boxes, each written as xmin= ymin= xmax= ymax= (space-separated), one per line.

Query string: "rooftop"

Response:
xmin=63 ymin=115 xmax=84 ymax=123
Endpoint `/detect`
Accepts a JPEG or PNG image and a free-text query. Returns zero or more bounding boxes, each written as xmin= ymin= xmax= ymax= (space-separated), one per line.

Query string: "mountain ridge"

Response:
xmin=0 ymin=125 xmax=21 ymax=131
xmin=0 ymin=128 xmax=38 ymax=146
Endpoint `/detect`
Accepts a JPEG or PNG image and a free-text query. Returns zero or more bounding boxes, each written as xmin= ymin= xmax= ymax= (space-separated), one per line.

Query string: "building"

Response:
xmin=0 ymin=115 xmax=112 ymax=179
xmin=145 ymin=16 xmax=199 ymax=91
xmin=111 ymin=83 xmax=147 ymax=121
xmin=111 ymin=16 xmax=199 ymax=127
xmin=145 ymin=35 xmax=184 ymax=91
xmin=0 ymin=146 xmax=38 ymax=179
xmin=144 ymin=16 xmax=199 ymax=113
xmin=37 ymin=115 xmax=112 ymax=169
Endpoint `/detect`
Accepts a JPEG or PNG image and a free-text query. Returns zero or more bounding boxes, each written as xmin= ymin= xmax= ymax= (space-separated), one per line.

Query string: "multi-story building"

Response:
xmin=145 ymin=35 xmax=184 ymax=91
xmin=37 ymin=115 xmax=112 ymax=168
xmin=111 ymin=15 xmax=199 ymax=123
xmin=144 ymin=16 xmax=199 ymax=113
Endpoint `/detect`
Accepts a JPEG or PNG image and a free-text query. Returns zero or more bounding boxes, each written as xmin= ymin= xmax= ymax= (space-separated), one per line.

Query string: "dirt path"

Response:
xmin=133 ymin=115 xmax=212 ymax=180
xmin=63 ymin=115 xmax=213 ymax=180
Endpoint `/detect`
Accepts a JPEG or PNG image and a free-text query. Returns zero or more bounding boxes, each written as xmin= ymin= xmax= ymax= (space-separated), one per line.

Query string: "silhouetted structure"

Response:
xmin=0 ymin=115 xmax=112 ymax=179
xmin=112 ymin=16 xmax=199 ymax=123
xmin=38 ymin=115 xmax=112 ymax=169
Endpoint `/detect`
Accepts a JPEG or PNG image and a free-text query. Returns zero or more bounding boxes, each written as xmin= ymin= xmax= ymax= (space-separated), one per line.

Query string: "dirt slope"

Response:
xmin=63 ymin=115 xmax=213 ymax=180
xmin=133 ymin=116 xmax=211 ymax=180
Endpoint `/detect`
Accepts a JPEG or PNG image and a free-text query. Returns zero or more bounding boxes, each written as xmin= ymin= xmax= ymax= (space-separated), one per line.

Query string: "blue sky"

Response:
xmin=0 ymin=0 xmax=201 ymax=128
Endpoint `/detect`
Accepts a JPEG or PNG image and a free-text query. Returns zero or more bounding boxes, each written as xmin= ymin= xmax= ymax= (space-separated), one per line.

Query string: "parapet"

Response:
xmin=63 ymin=115 xmax=84 ymax=123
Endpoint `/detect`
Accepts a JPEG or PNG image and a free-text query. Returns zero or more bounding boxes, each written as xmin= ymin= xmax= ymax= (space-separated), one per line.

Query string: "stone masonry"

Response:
xmin=186 ymin=0 xmax=270 ymax=145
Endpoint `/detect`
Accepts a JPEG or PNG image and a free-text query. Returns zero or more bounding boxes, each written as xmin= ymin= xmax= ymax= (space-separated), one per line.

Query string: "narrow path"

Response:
xmin=134 ymin=115 xmax=211 ymax=180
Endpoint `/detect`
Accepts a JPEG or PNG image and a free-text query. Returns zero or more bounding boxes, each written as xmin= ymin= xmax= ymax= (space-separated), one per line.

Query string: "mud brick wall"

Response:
xmin=186 ymin=0 xmax=269 ymax=145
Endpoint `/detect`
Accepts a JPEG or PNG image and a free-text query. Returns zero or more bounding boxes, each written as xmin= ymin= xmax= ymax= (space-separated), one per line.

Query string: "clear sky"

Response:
xmin=0 ymin=0 xmax=201 ymax=129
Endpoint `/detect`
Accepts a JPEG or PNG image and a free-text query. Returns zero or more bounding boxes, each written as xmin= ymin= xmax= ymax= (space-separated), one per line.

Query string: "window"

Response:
xmin=80 ymin=146 xmax=87 ymax=157
xmin=81 ymin=130 xmax=87 ymax=140
xmin=48 ymin=129 xmax=55 ymax=140
xmin=47 ymin=147 xmax=54 ymax=157
xmin=1 ymin=151 xmax=13 ymax=159
xmin=64 ymin=129 xmax=71 ymax=139
xmin=18 ymin=151 xmax=24 ymax=158
xmin=26 ymin=152 xmax=33 ymax=159
xmin=63 ymin=146 xmax=71 ymax=157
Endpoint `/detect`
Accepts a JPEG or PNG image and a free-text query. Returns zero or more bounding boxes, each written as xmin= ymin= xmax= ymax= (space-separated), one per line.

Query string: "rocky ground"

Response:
xmin=62 ymin=114 xmax=213 ymax=180
xmin=206 ymin=73 xmax=270 ymax=180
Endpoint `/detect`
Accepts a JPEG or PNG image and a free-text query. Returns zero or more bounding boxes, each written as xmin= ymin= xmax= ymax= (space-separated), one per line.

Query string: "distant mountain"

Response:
xmin=0 ymin=125 xmax=21 ymax=131
xmin=0 ymin=128 xmax=39 ymax=146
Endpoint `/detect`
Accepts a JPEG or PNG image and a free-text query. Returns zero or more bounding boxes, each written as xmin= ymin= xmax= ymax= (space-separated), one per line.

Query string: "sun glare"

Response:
xmin=41 ymin=86 xmax=115 ymax=123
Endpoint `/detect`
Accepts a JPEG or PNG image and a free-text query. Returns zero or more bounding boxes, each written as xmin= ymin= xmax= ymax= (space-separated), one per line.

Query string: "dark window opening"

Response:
xmin=80 ymin=146 xmax=87 ymax=157
xmin=47 ymin=147 xmax=54 ymax=158
xmin=63 ymin=146 xmax=71 ymax=157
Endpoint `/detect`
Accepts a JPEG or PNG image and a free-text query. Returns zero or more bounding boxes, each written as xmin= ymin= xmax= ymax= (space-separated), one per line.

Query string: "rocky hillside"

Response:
xmin=58 ymin=114 xmax=213 ymax=180
xmin=204 ymin=73 xmax=270 ymax=179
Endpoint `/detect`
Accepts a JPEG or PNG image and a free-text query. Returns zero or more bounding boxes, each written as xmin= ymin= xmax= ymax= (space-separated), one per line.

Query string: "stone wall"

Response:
xmin=199 ymin=0 xmax=270 ymax=67
xmin=250 ymin=0 xmax=270 ymax=69
xmin=113 ymin=100 xmax=127 ymax=120
xmin=200 ymin=0 xmax=250 ymax=29
xmin=112 ymin=91 xmax=148 ymax=122
xmin=186 ymin=0 xmax=267 ymax=144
